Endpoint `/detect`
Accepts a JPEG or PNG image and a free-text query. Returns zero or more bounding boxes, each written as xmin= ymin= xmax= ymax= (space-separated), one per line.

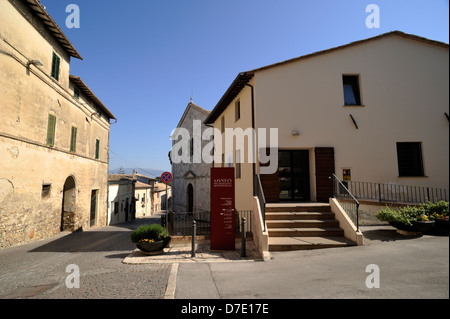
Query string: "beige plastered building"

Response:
xmin=205 ymin=31 xmax=449 ymax=211
xmin=0 ymin=0 xmax=116 ymax=248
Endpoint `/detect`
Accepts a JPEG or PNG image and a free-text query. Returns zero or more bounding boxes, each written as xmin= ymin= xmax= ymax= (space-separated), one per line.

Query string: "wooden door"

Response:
xmin=315 ymin=147 xmax=335 ymax=203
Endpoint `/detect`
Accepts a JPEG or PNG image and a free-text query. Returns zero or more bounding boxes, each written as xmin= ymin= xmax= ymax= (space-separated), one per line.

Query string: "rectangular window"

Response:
xmin=70 ymin=126 xmax=77 ymax=153
xmin=41 ymin=184 xmax=51 ymax=198
xmin=74 ymin=87 xmax=80 ymax=100
xmin=235 ymin=150 xmax=241 ymax=179
xmin=396 ymin=142 xmax=424 ymax=177
xmin=221 ymin=116 xmax=225 ymax=133
xmin=46 ymin=114 xmax=56 ymax=146
xmin=51 ymin=52 xmax=60 ymax=81
xmin=95 ymin=139 xmax=100 ymax=159
xmin=235 ymin=100 xmax=241 ymax=122
xmin=343 ymin=75 xmax=362 ymax=106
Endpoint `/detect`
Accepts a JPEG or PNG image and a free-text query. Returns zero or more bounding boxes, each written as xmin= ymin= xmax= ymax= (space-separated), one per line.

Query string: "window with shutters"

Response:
xmin=396 ymin=142 xmax=424 ymax=177
xmin=46 ymin=114 xmax=56 ymax=146
xmin=95 ymin=139 xmax=100 ymax=159
xmin=51 ymin=52 xmax=61 ymax=81
xmin=70 ymin=126 xmax=77 ymax=153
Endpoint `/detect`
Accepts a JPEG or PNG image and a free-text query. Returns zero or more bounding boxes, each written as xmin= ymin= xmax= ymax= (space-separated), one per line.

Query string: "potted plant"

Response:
xmin=375 ymin=206 xmax=418 ymax=232
xmin=424 ymin=201 xmax=449 ymax=233
xmin=411 ymin=214 xmax=435 ymax=233
xmin=131 ymin=224 xmax=171 ymax=253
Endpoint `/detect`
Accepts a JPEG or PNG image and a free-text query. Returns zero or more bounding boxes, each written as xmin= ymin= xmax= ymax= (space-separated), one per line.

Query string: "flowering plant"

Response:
xmin=131 ymin=224 xmax=169 ymax=243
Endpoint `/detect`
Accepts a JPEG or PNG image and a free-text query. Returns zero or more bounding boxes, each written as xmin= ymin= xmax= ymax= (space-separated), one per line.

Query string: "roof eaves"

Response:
xmin=69 ymin=75 xmax=116 ymax=120
xmin=25 ymin=0 xmax=83 ymax=60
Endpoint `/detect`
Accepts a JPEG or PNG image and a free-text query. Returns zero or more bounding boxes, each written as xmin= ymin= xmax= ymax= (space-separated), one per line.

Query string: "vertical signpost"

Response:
xmin=161 ymin=172 xmax=172 ymax=230
xmin=210 ymin=167 xmax=235 ymax=250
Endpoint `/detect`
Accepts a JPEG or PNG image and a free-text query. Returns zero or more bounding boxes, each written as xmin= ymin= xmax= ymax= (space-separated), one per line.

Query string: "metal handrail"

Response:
xmin=254 ymin=174 xmax=266 ymax=232
xmin=331 ymin=174 xmax=360 ymax=232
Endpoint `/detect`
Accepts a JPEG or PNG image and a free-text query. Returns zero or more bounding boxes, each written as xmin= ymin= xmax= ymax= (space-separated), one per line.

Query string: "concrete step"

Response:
xmin=268 ymin=227 xmax=345 ymax=237
xmin=265 ymin=212 xmax=336 ymax=221
xmin=266 ymin=219 xmax=339 ymax=228
xmin=268 ymin=236 xmax=355 ymax=251
xmin=266 ymin=203 xmax=331 ymax=213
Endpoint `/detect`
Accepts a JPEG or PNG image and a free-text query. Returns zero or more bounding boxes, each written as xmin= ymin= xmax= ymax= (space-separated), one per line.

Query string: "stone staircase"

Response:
xmin=266 ymin=203 xmax=356 ymax=251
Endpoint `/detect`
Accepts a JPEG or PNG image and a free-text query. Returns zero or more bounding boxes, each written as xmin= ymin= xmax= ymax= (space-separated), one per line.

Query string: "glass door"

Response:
xmin=278 ymin=150 xmax=310 ymax=201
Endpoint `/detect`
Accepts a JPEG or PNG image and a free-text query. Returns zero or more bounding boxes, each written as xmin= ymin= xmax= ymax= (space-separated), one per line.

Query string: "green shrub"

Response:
xmin=131 ymin=224 xmax=169 ymax=243
xmin=420 ymin=200 xmax=449 ymax=217
xmin=375 ymin=206 xmax=425 ymax=226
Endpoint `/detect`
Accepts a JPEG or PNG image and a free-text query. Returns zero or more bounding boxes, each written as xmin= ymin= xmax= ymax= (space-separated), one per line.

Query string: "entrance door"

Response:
xmin=90 ymin=190 xmax=98 ymax=227
xmin=61 ymin=176 xmax=76 ymax=231
xmin=279 ymin=150 xmax=310 ymax=201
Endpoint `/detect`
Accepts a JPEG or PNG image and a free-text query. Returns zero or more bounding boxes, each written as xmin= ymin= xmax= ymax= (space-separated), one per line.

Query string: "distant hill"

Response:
xmin=108 ymin=167 xmax=166 ymax=178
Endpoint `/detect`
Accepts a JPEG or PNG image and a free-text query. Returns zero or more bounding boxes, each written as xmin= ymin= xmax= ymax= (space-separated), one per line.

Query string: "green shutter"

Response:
xmin=70 ymin=126 xmax=77 ymax=153
xmin=95 ymin=139 xmax=100 ymax=159
xmin=51 ymin=52 xmax=60 ymax=81
xmin=46 ymin=114 xmax=56 ymax=146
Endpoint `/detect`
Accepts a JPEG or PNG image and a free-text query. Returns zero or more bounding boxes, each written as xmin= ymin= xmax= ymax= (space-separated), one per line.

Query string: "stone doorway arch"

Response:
xmin=61 ymin=176 xmax=76 ymax=232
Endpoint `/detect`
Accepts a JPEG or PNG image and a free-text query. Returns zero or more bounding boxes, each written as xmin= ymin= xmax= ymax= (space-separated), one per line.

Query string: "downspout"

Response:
xmin=245 ymin=83 xmax=256 ymax=195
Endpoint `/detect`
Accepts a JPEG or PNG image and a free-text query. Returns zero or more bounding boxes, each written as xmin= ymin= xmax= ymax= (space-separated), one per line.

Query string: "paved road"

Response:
xmin=175 ymin=226 xmax=449 ymax=299
xmin=0 ymin=215 xmax=170 ymax=299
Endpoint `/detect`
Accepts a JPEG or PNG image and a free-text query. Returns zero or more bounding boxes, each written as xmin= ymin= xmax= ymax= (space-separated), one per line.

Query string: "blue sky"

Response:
xmin=40 ymin=0 xmax=449 ymax=176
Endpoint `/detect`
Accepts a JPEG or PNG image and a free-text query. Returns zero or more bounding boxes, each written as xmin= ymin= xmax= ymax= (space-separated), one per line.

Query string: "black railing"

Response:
xmin=170 ymin=211 xmax=211 ymax=236
xmin=254 ymin=174 xmax=266 ymax=232
xmin=345 ymin=180 xmax=449 ymax=204
xmin=331 ymin=174 xmax=360 ymax=232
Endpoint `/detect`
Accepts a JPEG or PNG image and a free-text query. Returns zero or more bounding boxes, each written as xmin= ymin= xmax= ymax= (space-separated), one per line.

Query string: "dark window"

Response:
xmin=70 ymin=126 xmax=77 ymax=153
xmin=397 ymin=142 xmax=424 ymax=177
xmin=235 ymin=150 xmax=241 ymax=178
xmin=74 ymin=87 xmax=80 ymax=100
xmin=343 ymin=75 xmax=362 ymax=106
xmin=221 ymin=116 xmax=225 ymax=133
xmin=235 ymin=100 xmax=241 ymax=122
xmin=41 ymin=184 xmax=51 ymax=198
xmin=190 ymin=137 xmax=194 ymax=158
xmin=51 ymin=52 xmax=60 ymax=81
xmin=46 ymin=114 xmax=56 ymax=146
xmin=95 ymin=139 xmax=100 ymax=159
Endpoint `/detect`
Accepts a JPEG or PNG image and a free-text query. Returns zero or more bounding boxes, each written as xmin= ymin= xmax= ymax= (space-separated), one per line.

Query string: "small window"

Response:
xmin=41 ymin=184 xmax=51 ymax=198
xmin=235 ymin=150 xmax=241 ymax=179
xmin=95 ymin=139 xmax=100 ymax=159
xmin=397 ymin=142 xmax=424 ymax=177
xmin=190 ymin=137 xmax=194 ymax=158
xmin=343 ymin=75 xmax=362 ymax=106
xmin=46 ymin=114 xmax=56 ymax=146
xmin=70 ymin=126 xmax=77 ymax=153
xmin=51 ymin=52 xmax=60 ymax=81
xmin=74 ymin=87 xmax=80 ymax=100
xmin=235 ymin=100 xmax=241 ymax=122
xmin=221 ymin=116 xmax=225 ymax=133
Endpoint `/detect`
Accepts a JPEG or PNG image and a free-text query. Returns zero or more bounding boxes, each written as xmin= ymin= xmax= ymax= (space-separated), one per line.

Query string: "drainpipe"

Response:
xmin=245 ymin=83 xmax=256 ymax=195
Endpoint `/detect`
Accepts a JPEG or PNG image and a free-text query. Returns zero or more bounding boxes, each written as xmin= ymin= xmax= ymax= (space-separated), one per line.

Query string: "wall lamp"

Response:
xmin=27 ymin=60 xmax=44 ymax=68
xmin=292 ymin=130 xmax=300 ymax=136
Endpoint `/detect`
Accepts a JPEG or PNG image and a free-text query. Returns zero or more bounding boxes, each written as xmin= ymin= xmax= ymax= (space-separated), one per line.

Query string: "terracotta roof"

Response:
xmin=204 ymin=31 xmax=449 ymax=125
xmin=70 ymin=75 xmax=116 ymax=120
xmin=24 ymin=0 xmax=82 ymax=60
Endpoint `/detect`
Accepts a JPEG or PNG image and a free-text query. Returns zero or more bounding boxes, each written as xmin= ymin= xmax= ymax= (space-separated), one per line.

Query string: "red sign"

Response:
xmin=210 ymin=167 xmax=235 ymax=250
xmin=161 ymin=172 xmax=172 ymax=184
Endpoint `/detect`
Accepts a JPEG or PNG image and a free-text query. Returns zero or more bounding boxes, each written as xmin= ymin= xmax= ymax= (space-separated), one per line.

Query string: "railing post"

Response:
xmin=191 ymin=220 xmax=196 ymax=258
xmin=241 ymin=217 xmax=246 ymax=258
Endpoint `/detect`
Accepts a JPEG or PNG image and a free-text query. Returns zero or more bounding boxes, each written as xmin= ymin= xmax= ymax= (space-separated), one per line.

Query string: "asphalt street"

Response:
xmin=0 ymin=215 xmax=448 ymax=300
xmin=0 ymin=216 xmax=170 ymax=299
xmin=175 ymin=226 xmax=449 ymax=299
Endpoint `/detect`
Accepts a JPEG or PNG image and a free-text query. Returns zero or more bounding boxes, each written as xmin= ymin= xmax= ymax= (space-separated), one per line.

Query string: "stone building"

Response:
xmin=171 ymin=101 xmax=211 ymax=213
xmin=107 ymin=175 xmax=136 ymax=225
xmin=0 ymin=0 xmax=116 ymax=248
